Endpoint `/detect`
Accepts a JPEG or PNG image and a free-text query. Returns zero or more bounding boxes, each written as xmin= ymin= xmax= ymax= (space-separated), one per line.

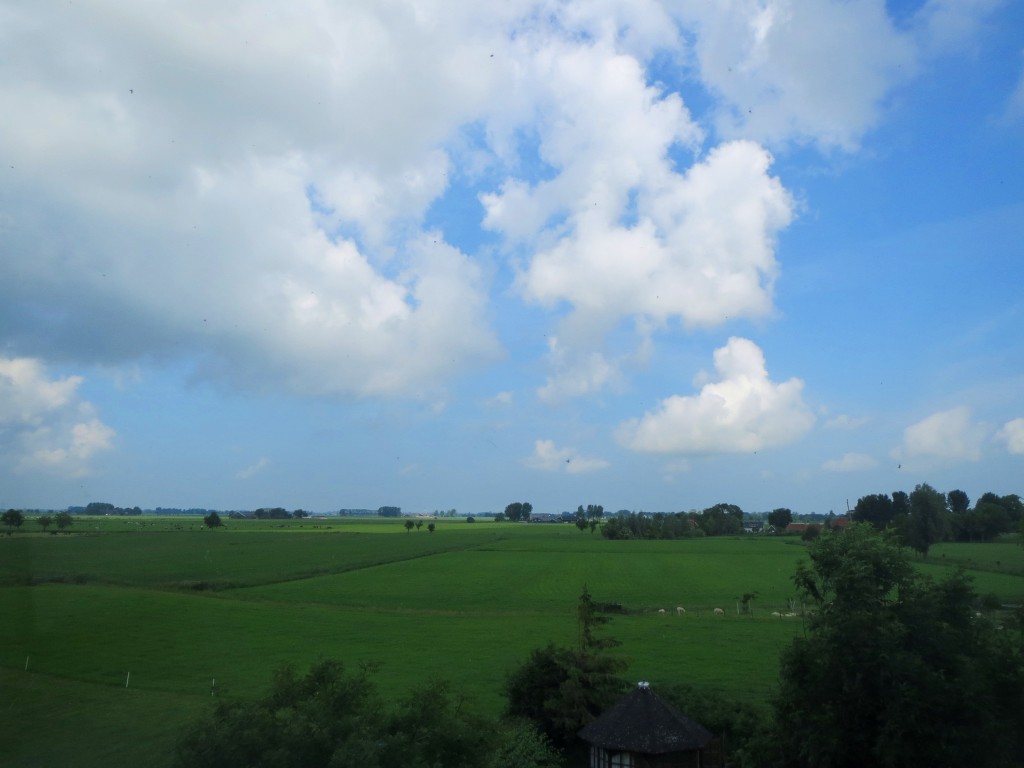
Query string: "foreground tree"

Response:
xmin=203 ymin=511 xmax=223 ymax=528
xmin=770 ymin=524 xmax=1024 ymax=768
xmin=37 ymin=514 xmax=53 ymax=533
xmin=505 ymin=586 xmax=626 ymax=751
xmin=54 ymin=511 xmax=73 ymax=533
xmin=176 ymin=659 xmax=495 ymax=768
xmin=486 ymin=720 xmax=562 ymax=768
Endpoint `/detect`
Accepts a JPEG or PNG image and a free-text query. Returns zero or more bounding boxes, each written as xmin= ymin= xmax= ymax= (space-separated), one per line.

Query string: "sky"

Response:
xmin=2 ymin=0 xmax=1023 ymax=516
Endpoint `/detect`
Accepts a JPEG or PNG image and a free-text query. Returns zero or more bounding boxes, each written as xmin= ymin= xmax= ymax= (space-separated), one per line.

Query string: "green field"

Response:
xmin=2 ymin=518 xmax=1021 ymax=768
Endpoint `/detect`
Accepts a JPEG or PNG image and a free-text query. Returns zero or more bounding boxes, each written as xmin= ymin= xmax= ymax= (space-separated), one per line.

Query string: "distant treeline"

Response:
xmin=64 ymin=502 xmax=405 ymax=518
xmin=601 ymin=503 xmax=747 ymax=540
xmin=70 ymin=502 xmax=144 ymax=516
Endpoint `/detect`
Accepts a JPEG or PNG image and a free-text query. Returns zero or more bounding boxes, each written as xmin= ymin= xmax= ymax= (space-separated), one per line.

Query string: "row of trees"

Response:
xmin=73 ymin=502 xmax=144 ymax=516
xmin=853 ymin=484 xmax=1022 ymax=555
xmin=403 ymin=519 xmax=436 ymax=533
xmin=600 ymin=503 xmax=747 ymax=540
xmin=3 ymin=509 xmax=74 ymax=534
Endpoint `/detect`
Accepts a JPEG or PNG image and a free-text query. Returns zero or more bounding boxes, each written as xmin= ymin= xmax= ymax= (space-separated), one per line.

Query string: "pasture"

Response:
xmin=1 ymin=518 xmax=1021 ymax=768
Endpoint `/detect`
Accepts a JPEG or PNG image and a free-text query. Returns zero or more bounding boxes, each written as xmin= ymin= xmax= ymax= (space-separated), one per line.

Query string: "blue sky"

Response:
xmin=2 ymin=0 xmax=1023 ymax=516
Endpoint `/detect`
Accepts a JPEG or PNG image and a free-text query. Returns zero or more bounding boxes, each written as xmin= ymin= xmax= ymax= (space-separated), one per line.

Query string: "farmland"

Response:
xmin=1 ymin=517 xmax=1021 ymax=768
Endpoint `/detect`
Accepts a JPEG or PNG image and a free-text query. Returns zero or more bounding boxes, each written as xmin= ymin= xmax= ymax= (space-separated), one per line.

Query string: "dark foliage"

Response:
xmin=601 ymin=511 xmax=703 ymax=540
xmin=175 ymin=659 xmax=495 ymax=768
xmin=505 ymin=586 xmax=628 ymax=750
xmin=504 ymin=502 xmax=534 ymax=522
xmin=768 ymin=525 xmax=1024 ymax=768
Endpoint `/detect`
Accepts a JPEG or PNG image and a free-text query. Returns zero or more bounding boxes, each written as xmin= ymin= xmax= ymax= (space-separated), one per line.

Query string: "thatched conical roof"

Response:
xmin=578 ymin=683 xmax=713 ymax=754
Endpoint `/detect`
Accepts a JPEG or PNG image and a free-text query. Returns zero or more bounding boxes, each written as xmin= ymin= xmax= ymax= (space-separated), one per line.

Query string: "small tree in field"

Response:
xmin=2 ymin=509 xmax=24 ymax=534
xmin=404 ymin=519 xmax=414 ymax=532
xmin=37 ymin=514 xmax=53 ymax=533
xmin=415 ymin=520 xmax=423 ymax=531
xmin=54 ymin=511 xmax=73 ymax=533
xmin=427 ymin=522 xmax=435 ymax=533
xmin=203 ymin=511 xmax=223 ymax=528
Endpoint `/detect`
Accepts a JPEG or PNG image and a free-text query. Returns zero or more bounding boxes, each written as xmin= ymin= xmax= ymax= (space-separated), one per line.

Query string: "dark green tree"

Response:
xmin=504 ymin=502 xmax=533 ymax=522
xmin=505 ymin=586 xmax=626 ymax=750
xmin=891 ymin=489 xmax=909 ymax=520
xmin=486 ymin=720 xmax=562 ymax=768
xmin=404 ymin=519 xmax=415 ymax=532
xmin=801 ymin=524 xmax=821 ymax=542
xmin=699 ymin=503 xmax=743 ymax=536
xmin=175 ymin=659 xmax=494 ymax=768
xmin=947 ymin=489 xmax=970 ymax=515
xmin=54 ymin=511 xmax=73 ymax=532
xmin=767 ymin=507 xmax=792 ymax=530
xmin=905 ymin=482 xmax=948 ymax=557
xmin=574 ymin=506 xmax=587 ymax=531
xmin=427 ymin=522 xmax=435 ymax=533
xmin=37 ymin=514 xmax=53 ymax=533
xmin=203 ymin=511 xmax=223 ymax=528
xmin=770 ymin=524 xmax=1024 ymax=768
xmin=852 ymin=493 xmax=895 ymax=529
xmin=2 ymin=509 xmax=24 ymax=534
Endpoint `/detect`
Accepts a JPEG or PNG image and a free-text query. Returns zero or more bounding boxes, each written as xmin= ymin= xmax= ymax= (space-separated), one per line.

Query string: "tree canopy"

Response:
xmin=175 ymin=659 xmax=498 ymax=768
xmin=770 ymin=524 xmax=1024 ymax=767
xmin=504 ymin=502 xmax=533 ymax=522
xmin=505 ymin=586 xmax=627 ymax=751
xmin=2 ymin=509 xmax=24 ymax=534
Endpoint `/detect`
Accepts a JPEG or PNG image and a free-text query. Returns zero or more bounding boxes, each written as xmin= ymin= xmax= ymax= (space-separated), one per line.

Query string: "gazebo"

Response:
xmin=578 ymin=682 xmax=714 ymax=768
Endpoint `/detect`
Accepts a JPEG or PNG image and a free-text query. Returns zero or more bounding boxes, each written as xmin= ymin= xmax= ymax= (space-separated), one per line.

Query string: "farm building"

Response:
xmin=578 ymin=682 xmax=715 ymax=767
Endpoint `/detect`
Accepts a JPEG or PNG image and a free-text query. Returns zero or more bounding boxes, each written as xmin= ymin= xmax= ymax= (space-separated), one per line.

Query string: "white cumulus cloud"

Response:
xmin=617 ymin=337 xmax=814 ymax=454
xmin=998 ymin=418 xmax=1024 ymax=455
xmin=524 ymin=439 xmax=609 ymax=474
xmin=674 ymin=0 xmax=917 ymax=150
xmin=897 ymin=406 xmax=987 ymax=462
xmin=0 ymin=358 xmax=115 ymax=477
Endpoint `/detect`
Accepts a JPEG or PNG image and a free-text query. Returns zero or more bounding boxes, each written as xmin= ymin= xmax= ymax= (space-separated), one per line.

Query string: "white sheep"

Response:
xmin=676 ymin=606 xmax=686 ymax=615
xmin=713 ymin=607 xmax=725 ymax=616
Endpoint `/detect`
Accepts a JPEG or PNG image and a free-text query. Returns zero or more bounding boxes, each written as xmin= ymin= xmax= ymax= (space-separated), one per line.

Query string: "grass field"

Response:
xmin=1 ymin=518 xmax=1021 ymax=768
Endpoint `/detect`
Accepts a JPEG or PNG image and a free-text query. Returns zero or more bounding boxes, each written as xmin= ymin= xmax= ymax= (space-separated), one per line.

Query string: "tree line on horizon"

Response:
xmin=850 ymin=484 xmax=1022 ymax=556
